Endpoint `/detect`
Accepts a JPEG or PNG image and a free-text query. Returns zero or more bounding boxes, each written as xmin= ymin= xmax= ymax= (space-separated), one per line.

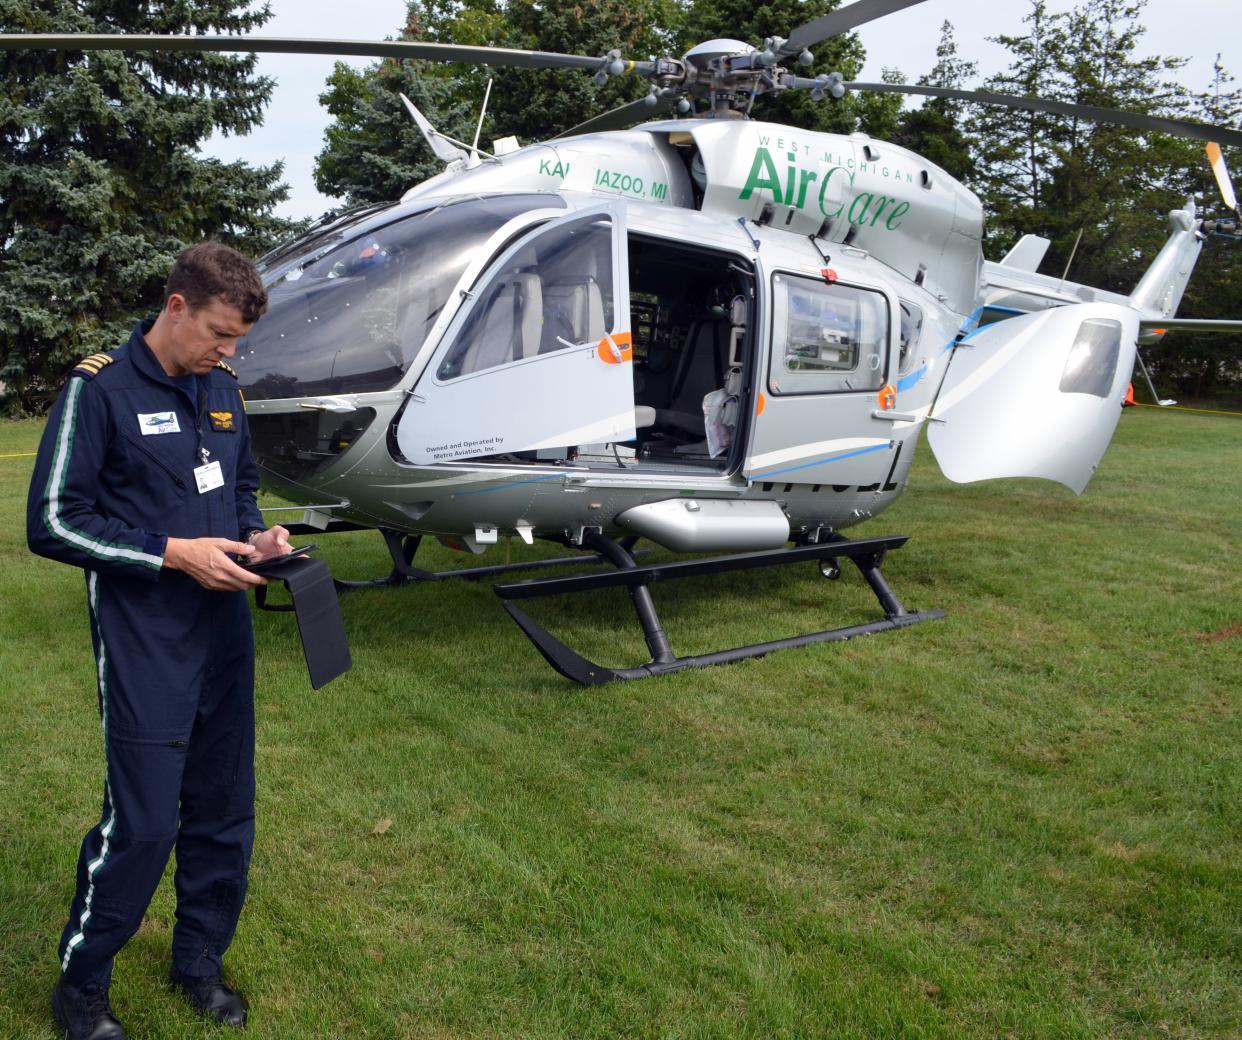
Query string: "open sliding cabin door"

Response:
xmin=743 ymin=272 xmax=900 ymax=487
xmin=398 ymin=206 xmax=635 ymax=465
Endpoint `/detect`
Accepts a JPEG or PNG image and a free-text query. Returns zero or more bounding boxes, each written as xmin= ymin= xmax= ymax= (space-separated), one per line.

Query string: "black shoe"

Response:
xmin=51 ymin=977 xmax=127 ymax=1040
xmin=169 ymin=969 xmax=248 ymax=1028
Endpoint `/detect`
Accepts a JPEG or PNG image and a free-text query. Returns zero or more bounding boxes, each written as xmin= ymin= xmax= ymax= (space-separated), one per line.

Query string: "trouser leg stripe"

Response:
xmin=62 ymin=571 xmax=117 ymax=974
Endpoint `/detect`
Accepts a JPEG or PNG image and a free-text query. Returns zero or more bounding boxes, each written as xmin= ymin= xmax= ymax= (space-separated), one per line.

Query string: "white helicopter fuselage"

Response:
xmin=233 ymin=119 xmax=1164 ymax=554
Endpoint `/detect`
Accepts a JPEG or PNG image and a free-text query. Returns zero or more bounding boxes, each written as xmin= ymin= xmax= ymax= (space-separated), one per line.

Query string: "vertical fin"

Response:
xmin=1128 ymin=201 xmax=1203 ymax=319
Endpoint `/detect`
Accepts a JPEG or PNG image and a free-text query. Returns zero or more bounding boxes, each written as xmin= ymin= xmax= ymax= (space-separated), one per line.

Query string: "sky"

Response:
xmin=199 ymin=0 xmax=1238 ymax=219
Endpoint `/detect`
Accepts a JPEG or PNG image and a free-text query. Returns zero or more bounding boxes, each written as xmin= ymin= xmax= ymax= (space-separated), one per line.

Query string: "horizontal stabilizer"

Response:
xmin=1140 ymin=318 xmax=1242 ymax=334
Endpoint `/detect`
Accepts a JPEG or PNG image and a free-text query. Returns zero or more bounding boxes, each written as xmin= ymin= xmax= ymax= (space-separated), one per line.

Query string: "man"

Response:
xmin=27 ymin=243 xmax=291 ymax=1039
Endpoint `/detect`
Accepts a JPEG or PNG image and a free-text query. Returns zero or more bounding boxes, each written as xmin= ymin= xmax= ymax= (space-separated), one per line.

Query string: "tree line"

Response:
xmin=1 ymin=0 xmax=1238 ymax=411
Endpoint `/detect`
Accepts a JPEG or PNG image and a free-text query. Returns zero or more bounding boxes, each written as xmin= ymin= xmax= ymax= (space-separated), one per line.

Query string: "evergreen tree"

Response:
xmin=0 ymin=0 xmax=295 ymax=412
xmin=1036 ymin=0 xmax=1195 ymax=291
xmin=314 ymin=9 xmax=476 ymax=205
xmin=315 ymin=0 xmax=676 ymax=207
xmin=891 ymin=21 xmax=978 ymax=182
xmin=463 ymin=0 xmax=677 ymax=144
xmin=965 ymin=0 xmax=1069 ymax=255
xmin=962 ymin=0 xmax=1238 ymax=399
xmin=966 ymin=0 xmax=1198 ymax=275
xmin=1148 ymin=56 xmax=1242 ymax=402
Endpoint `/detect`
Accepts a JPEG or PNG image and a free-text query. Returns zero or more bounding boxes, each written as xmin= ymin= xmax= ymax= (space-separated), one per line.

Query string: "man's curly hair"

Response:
xmin=164 ymin=242 xmax=268 ymax=324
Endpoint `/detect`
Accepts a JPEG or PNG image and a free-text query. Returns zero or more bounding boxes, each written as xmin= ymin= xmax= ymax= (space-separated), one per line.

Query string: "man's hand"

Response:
xmin=247 ymin=525 xmax=292 ymax=564
xmin=164 ymin=537 xmax=267 ymax=591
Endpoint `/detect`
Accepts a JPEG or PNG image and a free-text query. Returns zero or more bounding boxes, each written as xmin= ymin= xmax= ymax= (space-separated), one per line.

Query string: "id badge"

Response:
xmin=194 ymin=460 xmax=224 ymax=494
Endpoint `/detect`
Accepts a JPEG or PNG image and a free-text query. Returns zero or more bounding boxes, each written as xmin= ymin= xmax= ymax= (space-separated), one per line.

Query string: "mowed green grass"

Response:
xmin=0 ymin=410 xmax=1238 ymax=1039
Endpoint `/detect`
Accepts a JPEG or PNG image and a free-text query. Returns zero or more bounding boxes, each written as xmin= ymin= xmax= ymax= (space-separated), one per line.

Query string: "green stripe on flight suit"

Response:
xmin=42 ymin=378 xmax=164 ymax=570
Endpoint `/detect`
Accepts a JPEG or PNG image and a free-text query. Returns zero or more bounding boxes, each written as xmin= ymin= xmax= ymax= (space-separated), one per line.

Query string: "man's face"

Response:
xmin=166 ymin=294 xmax=253 ymax=376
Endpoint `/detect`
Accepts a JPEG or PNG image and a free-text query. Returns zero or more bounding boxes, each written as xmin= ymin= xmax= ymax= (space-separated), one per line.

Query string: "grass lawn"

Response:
xmin=0 ymin=409 xmax=1238 ymax=1038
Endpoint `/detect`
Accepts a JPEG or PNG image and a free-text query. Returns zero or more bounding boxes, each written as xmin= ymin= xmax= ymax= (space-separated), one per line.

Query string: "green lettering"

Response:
xmin=739 ymin=148 xmax=785 ymax=204
xmin=885 ymin=201 xmax=911 ymax=230
xmin=796 ymin=168 xmax=818 ymax=209
xmin=848 ymin=191 xmax=875 ymax=225
xmin=817 ymin=166 xmax=850 ymax=219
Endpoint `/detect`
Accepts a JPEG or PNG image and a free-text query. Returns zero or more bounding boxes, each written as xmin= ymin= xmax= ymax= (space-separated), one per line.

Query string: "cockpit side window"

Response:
xmin=233 ymin=194 xmax=563 ymax=400
xmin=436 ymin=215 xmax=614 ymax=380
xmin=898 ymin=299 xmax=924 ymax=376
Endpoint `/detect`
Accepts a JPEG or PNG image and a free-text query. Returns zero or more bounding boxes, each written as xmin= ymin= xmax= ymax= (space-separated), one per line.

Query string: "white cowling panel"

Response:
xmin=928 ymin=302 xmax=1139 ymax=495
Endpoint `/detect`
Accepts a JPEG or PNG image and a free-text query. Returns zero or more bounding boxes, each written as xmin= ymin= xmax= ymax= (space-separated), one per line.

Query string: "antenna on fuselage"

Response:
xmin=1056 ymin=226 xmax=1085 ymax=294
xmin=469 ymin=78 xmax=494 ymax=169
xmin=398 ymin=91 xmax=498 ymax=169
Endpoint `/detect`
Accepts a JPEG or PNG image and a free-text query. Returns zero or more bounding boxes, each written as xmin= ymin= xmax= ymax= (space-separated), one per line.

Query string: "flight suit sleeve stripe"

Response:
xmin=43 ymin=379 xmax=165 ymax=571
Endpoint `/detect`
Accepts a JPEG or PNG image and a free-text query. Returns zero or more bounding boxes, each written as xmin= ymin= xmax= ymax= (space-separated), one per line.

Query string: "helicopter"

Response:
xmin=4 ymin=0 xmax=1241 ymax=684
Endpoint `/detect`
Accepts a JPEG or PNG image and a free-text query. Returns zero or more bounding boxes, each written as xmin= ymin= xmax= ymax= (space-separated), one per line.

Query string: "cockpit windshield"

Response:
xmin=233 ymin=193 xmax=564 ymax=400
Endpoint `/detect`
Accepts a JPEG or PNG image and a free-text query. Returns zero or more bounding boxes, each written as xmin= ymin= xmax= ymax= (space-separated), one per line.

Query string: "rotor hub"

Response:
xmin=682 ymin=38 xmax=755 ymax=73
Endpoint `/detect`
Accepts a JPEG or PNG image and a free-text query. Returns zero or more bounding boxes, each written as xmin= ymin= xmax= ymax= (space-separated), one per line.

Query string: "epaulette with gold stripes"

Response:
xmin=71 ymin=353 xmax=115 ymax=380
xmin=215 ymin=360 xmax=239 ymax=379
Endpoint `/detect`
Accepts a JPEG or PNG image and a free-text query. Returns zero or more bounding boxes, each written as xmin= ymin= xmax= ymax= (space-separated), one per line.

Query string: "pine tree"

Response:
xmin=891 ymin=21 xmax=978 ymax=182
xmin=314 ymin=0 xmax=676 ymax=207
xmin=965 ymin=0 xmax=1198 ymax=274
xmin=1148 ymin=56 xmax=1242 ymax=402
xmin=961 ymin=0 xmax=1239 ymax=400
xmin=0 ymin=0 xmax=295 ymax=411
xmin=467 ymin=0 xmax=677 ymax=144
xmin=1036 ymin=0 xmax=1195 ymax=291
xmin=965 ymin=0 xmax=1068 ymax=255
xmin=314 ymin=9 xmax=476 ymax=205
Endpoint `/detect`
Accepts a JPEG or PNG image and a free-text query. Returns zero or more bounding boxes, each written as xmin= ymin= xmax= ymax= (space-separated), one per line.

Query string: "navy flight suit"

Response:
xmin=27 ymin=318 xmax=266 ymax=989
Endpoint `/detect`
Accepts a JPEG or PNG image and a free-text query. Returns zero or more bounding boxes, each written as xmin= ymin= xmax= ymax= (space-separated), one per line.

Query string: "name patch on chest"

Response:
xmin=208 ymin=410 xmax=237 ymax=432
xmin=137 ymin=411 xmax=181 ymax=435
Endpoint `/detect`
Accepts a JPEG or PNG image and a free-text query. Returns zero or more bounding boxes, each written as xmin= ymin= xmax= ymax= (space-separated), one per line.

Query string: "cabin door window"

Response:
xmin=399 ymin=207 xmax=634 ymax=465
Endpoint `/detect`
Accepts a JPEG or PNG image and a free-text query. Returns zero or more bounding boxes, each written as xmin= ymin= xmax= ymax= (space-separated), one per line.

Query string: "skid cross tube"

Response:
xmin=494 ymin=533 xmax=944 ymax=684
xmin=255 ymin=525 xmax=648 ymax=609
xmin=270 ymin=525 xmax=645 ymax=593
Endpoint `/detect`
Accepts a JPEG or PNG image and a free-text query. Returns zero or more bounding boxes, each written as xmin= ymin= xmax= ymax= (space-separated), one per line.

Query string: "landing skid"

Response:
xmin=494 ymin=532 xmax=944 ymax=685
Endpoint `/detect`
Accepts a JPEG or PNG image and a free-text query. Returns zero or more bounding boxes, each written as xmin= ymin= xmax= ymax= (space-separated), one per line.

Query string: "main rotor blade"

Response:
xmin=556 ymin=95 xmax=679 ymax=138
xmin=783 ymin=0 xmax=931 ymax=55
xmin=0 ymin=33 xmax=657 ymax=75
xmin=844 ymin=81 xmax=1242 ymax=149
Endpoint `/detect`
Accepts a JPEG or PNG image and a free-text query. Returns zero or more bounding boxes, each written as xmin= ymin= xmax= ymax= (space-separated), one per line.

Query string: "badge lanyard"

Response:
xmin=192 ymin=383 xmax=224 ymax=494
